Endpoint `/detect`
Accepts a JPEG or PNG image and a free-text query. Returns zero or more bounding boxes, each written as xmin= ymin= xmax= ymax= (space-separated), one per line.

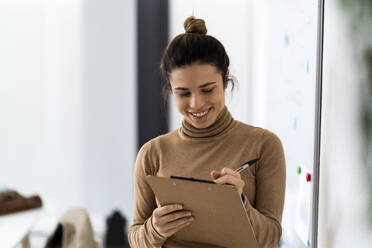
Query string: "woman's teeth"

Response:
xmin=191 ymin=109 xmax=209 ymax=117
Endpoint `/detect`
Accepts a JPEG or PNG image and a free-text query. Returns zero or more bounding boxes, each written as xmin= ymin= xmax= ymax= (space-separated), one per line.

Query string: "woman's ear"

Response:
xmin=223 ymin=69 xmax=230 ymax=90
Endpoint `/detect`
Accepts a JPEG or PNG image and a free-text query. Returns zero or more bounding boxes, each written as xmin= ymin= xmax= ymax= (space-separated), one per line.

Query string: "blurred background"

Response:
xmin=1 ymin=0 xmax=372 ymax=247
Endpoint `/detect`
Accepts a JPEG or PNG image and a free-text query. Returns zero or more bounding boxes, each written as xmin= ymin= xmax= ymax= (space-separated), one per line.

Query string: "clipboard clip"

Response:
xmin=170 ymin=176 xmax=216 ymax=184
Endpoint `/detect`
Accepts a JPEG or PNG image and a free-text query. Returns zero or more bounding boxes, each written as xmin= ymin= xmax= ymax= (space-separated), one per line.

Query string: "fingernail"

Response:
xmin=178 ymin=205 xmax=183 ymax=209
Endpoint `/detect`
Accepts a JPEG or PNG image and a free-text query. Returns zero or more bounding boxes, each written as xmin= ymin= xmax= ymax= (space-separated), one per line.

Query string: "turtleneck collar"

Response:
xmin=179 ymin=106 xmax=235 ymax=139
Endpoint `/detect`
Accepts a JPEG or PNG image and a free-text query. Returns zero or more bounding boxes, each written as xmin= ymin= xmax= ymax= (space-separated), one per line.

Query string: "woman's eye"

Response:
xmin=179 ymin=92 xmax=190 ymax=97
xmin=177 ymin=88 xmax=214 ymax=97
xmin=202 ymin=88 xmax=214 ymax=94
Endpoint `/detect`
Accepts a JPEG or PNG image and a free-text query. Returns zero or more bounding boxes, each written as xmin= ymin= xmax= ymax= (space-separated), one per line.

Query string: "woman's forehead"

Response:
xmin=170 ymin=64 xmax=221 ymax=88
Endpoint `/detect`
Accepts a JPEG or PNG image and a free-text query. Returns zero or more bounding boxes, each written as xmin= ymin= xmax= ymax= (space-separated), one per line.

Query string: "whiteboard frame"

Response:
xmin=311 ymin=0 xmax=324 ymax=247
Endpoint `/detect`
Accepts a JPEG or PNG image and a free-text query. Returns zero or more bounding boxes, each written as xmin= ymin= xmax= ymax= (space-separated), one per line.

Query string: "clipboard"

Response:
xmin=146 ymin=175 xmax=258 ymax=248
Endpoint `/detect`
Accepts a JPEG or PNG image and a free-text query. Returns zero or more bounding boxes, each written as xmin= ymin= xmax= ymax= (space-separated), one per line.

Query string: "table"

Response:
xmin=0 ymin=209 xmax=41 ymax=248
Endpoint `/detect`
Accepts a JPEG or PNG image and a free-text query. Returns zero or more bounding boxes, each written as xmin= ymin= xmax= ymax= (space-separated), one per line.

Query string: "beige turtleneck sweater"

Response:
xmin=128 ymin=106 xmax=286 ymax=248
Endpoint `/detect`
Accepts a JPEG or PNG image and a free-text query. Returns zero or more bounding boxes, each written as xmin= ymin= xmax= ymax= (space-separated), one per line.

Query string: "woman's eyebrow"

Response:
xmin=199 ymin=82 xmax=216 ymax=88
xmin=174 ymin=82 xmax=216 ymax=90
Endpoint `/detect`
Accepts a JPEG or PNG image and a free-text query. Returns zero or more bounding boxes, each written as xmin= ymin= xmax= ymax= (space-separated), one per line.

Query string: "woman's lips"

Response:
xmin=189 ymin=107 xmax=213 ymax=121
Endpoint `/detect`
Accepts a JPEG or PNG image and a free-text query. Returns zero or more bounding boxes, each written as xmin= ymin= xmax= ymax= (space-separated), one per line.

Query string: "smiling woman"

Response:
xmin=128 ymin=16 xmax=286 ymax=248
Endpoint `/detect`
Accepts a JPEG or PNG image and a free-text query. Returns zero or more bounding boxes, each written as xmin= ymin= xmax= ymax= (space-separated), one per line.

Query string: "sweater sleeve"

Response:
xmin=244 ymin=130 xmax=286 ymax=248
xmin=128 ymin=142 xmax=167 ymax=248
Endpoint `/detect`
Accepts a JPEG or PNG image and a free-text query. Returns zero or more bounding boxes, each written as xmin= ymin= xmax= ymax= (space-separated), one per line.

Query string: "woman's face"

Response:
xmin=169 ymin=63 xmax=227 ymax=129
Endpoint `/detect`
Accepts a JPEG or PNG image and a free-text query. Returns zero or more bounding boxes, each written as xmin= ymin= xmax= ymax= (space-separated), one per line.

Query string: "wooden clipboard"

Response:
xmin=146 ymin=175 xmax=258 ymax=248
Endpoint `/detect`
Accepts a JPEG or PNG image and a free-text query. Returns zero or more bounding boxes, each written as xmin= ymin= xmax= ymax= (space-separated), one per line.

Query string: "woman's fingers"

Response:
xmin=152 ymin=204 xmax=194 ymax=238
xmin=162 ymin=209 xmax=192 ymax=224
xmin=213 ymin=167 xmax=245 ymax=195
xmin=214 ymin=174 xmax=242 ymax=186
xmin=210 ymin=170 xmax=220 ymax=180
xmin=162 ymin=218 xmax=193 ymax=237
xmin=164 ymin=215 xmax=194 ymax=230
xmin=153 ymin=204 xmax=182 ymax=218
xmin=153 ymin=204 xmax=191 ymax=224
xmin=211 ymin=167 xmax=240 ymax=180
xmin=220 ymin=167 xmax=240 ymax=178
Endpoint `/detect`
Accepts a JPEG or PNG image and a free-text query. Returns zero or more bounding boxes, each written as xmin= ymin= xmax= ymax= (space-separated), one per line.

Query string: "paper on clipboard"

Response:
xmin=294 ymin=166 xmax=312 ymax=246
xmin=146 ymin=175 xmax=258 ymax=248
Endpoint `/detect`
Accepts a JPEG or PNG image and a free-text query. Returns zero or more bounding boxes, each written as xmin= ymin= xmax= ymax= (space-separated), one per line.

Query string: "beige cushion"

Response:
xmin=45 ymin=208 xmax=98 ymax=248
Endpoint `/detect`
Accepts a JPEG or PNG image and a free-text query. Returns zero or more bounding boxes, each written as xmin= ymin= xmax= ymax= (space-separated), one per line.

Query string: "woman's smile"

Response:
xmin=189 ymin=107 xmax=213 ymax=122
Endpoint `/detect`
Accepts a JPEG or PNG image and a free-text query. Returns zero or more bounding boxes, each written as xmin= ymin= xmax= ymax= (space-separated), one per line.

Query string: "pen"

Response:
xmin=235 ymin=158 xmax=260 ymax=173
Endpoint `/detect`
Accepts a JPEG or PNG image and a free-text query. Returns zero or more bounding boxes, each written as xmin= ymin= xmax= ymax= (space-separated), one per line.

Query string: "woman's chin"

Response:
xmin=187 ymin=116 xmax=216 ymax=129
xmin=184 ymin=107 xmax=221 ymax=129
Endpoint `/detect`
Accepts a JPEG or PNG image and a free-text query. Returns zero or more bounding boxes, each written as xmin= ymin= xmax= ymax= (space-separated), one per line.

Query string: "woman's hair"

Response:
xmin=160 ymin=16 xmax=234 ymax=103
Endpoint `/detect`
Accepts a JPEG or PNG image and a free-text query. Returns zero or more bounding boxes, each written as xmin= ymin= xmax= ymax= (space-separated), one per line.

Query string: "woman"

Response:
xmin=128 ymin=16 xmax=286 ymax=248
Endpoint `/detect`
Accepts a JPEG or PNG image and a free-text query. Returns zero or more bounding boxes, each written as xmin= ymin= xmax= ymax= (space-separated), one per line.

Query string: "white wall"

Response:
xmin=249 ymin=1 xmax=271 ymax=127
xmin=168 ymin=0 xmax=253 ymax=130
xmin=80 ymin=0 xmax=136 ymax=230
xmin=0 ymin=0 xmax=136 ymax=236
xmin=318 ymin=0 xmax=372 ymax=246
xmin=0 ymin=0 xmax=48 ymax=194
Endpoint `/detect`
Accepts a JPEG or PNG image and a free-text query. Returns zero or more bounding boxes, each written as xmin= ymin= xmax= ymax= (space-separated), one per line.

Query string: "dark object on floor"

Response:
xmin=0 ymin=190 xmax=42 ymax=215
xmin=45 ymin=208 xmax=98 ymax=248
xmin=104 ymin=210 xmax=129 ymax=248
xmin=45 ymin=224 xmax=63 ymax=248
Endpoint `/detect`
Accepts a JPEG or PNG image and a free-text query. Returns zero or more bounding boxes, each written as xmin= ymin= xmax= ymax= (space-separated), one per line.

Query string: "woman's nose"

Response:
xmin=189 ymin=94 xmax=203 ymax=109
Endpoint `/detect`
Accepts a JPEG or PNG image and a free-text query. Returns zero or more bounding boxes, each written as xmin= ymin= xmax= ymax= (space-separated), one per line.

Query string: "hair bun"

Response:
xmin=184 ymin=16 xmax=207 ymax=35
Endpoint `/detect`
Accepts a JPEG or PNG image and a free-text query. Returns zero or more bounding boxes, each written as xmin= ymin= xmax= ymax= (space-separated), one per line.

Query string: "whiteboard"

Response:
xmin=167 ymin=0 xmax=324 ymax=246
xmin=256 ymin=0 xmax=323 ymax=247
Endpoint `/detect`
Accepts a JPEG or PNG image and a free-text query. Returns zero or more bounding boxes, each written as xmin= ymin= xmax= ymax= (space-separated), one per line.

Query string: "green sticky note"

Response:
xmin=297 ymin=166 xmax=302 ymax=174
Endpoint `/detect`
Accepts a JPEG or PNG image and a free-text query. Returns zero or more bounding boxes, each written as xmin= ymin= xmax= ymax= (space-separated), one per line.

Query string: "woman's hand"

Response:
xmin=152 ymin=204 xmax=194 ymax=238
xmin=210 ymin=168 xmax=245 ymax=196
